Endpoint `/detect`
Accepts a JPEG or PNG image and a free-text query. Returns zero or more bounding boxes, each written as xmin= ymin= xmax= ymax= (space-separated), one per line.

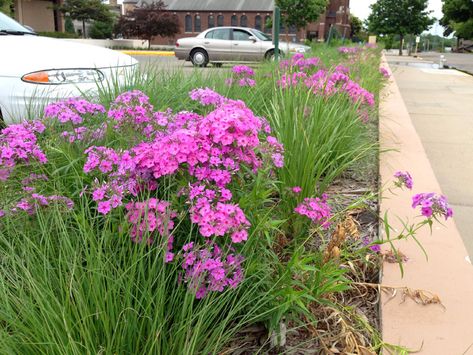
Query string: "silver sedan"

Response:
xmin=174 ymin=26 xmax=310 ymax=67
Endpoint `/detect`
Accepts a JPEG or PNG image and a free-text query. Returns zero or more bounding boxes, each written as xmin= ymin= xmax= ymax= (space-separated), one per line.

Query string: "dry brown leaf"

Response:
xmin=323 ymin=224 xmax=347 ymax=264
xmin=401 ymin=288 xmax=446 ymax=309
xmin=383 ymin=249 xmax=409 ymax=263
xmin=343 ymin=215 xmax=360 ymax=240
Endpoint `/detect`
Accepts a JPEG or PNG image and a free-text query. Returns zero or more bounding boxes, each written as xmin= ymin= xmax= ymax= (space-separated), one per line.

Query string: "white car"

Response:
xmin=0 ymin=12 xmax=138 ymax=125
xmin=175 ymin=27 xmax=311 ymax=67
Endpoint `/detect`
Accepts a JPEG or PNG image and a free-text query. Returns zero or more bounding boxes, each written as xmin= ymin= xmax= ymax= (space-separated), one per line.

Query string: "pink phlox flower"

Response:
xmin=294 ymin=194 xmax=331 ymax=229
xmin=394 ymin=171 xmax=413 ymax=190
xmin=412 ymin=193 xmax=453 ymax=220
xmin=181 ymin=242 xmax=244 ymax=298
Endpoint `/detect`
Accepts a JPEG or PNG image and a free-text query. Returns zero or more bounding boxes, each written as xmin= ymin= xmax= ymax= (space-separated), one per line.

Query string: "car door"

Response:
xmin=231 ymin=29 xmax=262 ymax=61
xmin=203 ymin=28 xmax=232 ymax=61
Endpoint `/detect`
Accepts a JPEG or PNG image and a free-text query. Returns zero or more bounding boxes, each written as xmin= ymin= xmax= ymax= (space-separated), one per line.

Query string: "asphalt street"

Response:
xmin=418 ymin=51 xmax=473 ymax=75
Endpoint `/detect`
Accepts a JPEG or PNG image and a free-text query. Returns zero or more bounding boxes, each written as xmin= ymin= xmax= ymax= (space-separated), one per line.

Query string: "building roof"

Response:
xmin=138 ymin=0 xmax=276 ymax=11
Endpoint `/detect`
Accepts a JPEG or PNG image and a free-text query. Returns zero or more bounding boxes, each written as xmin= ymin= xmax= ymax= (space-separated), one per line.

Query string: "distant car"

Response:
xmin=175 ymin=26 xmax=311 ymax=67
xmin=0 ymin=11 xmax=138 ymax=125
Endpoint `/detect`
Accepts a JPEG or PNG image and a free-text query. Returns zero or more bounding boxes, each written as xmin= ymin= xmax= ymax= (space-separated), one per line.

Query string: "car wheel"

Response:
xmin=265 ymin=50 xmax=274 ymax=61
xmin=265 ymin=50 xmax=284 ymax=61
xmin=191 ymin=49 xmax=209 ymax=67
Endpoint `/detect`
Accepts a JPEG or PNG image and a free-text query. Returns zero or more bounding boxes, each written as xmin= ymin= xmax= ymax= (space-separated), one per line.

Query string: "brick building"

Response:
xmin=125 ymin=0 xmax=350 ymax=45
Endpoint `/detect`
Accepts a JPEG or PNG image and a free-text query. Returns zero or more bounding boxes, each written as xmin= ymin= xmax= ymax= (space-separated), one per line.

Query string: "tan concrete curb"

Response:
xmin=379 ymin=54 xmax=473 ymax=354
xmin=119 ymin=50 xmax=175 ymax=56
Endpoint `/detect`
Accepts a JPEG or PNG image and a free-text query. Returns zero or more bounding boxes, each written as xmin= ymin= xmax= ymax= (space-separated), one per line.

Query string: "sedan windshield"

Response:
xmin=0 ymin=11 xmax=34 ymax=34
xmin=251 ymin=29 xmax=272 ymax=41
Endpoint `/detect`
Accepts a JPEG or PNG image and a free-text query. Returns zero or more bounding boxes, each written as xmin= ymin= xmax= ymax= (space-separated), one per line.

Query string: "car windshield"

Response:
xmin=251 ymin=29 xmax=272 ymax=41
xmin=0 ymin=11 xmax=33 ymax=33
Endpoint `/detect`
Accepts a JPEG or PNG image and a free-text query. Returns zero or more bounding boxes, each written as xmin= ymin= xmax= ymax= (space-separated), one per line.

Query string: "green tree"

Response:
xmin=350 ymin=15 xmax=363 ymax=40
xmin=440 ymin=0 xmax=473 ymax=41
xmin=115 ymin=1 xmax=179 ymax=49
xmin=275 ymin=0 xmax=328 ymax=40
xmin=367 ymin=0 xmax=434 ymax=55
xmin=64 ymin=16 xmax=76 ymax=34
xmin=0 ymin=0 xmax=13 ymax=16
xmin=89 ymin=19 xmax=113 ymax=39
xmin=57 ymin=0 xmax=113 ymax=38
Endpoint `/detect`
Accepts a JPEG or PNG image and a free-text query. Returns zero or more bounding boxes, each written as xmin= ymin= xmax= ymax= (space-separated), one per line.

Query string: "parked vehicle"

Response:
xmin=0 ymin=11 xmax=138 ymax=125
xmin=175 ymin=26 xmax=311 ymax=67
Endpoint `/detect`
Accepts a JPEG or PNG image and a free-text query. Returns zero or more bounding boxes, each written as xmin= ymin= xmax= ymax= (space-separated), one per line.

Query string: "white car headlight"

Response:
xmin=21 ymin=69 xmax=104 ymax=85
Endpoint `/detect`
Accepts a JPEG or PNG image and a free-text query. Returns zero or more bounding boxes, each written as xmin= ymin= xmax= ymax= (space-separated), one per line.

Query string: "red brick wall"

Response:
xmin=147 ymin=1 xmax=350 ymax=45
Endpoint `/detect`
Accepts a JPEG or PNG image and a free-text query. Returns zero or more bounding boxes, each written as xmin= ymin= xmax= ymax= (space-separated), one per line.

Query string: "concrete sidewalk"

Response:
xmin=387 ymin=55 xmax=473 ymax=259
xmin=379 ymin=55 xmax=473 ymax=354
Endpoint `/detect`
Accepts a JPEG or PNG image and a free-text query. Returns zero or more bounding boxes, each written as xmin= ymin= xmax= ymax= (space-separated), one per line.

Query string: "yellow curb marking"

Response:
xmin=119 ymin=50 xmax=175 ymax=56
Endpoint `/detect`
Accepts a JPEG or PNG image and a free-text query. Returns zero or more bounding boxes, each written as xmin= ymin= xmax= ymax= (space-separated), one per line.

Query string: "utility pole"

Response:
xmin=273 ymin=6 xmax=280 ymax=61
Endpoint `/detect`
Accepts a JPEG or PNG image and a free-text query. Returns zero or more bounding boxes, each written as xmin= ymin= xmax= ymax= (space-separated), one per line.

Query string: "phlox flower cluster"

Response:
xmin=21 ymin=173 xmax=48 ymax=187
xmin=186 ymin=184 xmax=250 ymax=243
xmin=181 ymin=242 xmax=244 ymax=299
xmin=189 ymin=87 xmax=226 ymax=106
xmin=279 ymin=53 xmax=320 ymax=72
xmin=277 ymin=71 xmax=309 ymax=89
xmin=294 ymin=195 xmax=332 ymax=229
xmin=225 ymin=65 xmax=256 ymax=87
xmin=44 ymin=98 xmax=106 ymax=143
xmin=379 ymin=67 xmax=390 ymax=78
xmin=338 ymin=46 xmax=362 ymax=55
xmin=60 ymin=124 xmax=108 ymax=143
xmin=80 ymin=88 xmax=284 ymax=298
xmin=125 ymin=198 xmax=177 ymax=249
xmin=412 ymin=193 xmax=453 ymax=220
xmin=133 ymin=99 xmax=271 ymax=188
xmin=0 ymin=120 xmax=47 ymax=181
xmin=44 ymin=98 xmax=105 ymax=125
xmin=11 ymin=193 xmax=73 ymax=216
xmin=278 ymin=67 xmax=375 ymax=108
xmin=394 ymin=171 xmax=413 ymax=190
xmin=265 ymin=135 xmax=284 ymax=168
xmin=108 ymin=90 xmax=159 ymax=138
xmin=232 ymin=65 xmax=255 ymax=77
xmin=84 ymin=146 xmax=139 ymax=214
xmin=44 ymin=98 xmax=107 ymax=143
xmin=292 ymin=186 xmax=302 ymax=194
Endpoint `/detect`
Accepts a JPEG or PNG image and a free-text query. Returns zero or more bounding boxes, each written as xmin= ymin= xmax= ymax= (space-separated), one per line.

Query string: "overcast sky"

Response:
xmin=350 ymin=0 xmax=444 ymax=35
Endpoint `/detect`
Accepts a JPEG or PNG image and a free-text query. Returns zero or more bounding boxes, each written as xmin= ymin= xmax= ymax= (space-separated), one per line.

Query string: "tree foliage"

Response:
xmin=57 ymin=0 xmax=113 ymax=38
xmin=90 ymin=20 xmax=113 ymax=39
xmin=440 ymin=0 xmax=473 ymax=39
xmin=350 ymin=15 xmax=363 ymax=38
xmin=115 ymin=1 xmax=179 ymax=48
xmin=0 ymin=0 xmax=13 ymax=16
xmin=275 ymin=0 xmax=329 ymax=30
xmin=367 ymin=0 xmax=434 ymax=55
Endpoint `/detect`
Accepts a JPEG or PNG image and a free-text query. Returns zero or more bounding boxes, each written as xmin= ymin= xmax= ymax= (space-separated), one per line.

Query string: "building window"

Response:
xmin=194 ymin=15 xmax=201 ymax=32
xmin=208 ymin=15 xmax=215 ymax=28
xmin=231 ymin=15 xmax=237 ymax=26
xmin=185 ymin=15 xmax=192 ymax=33
xmin=217 ymin=14 xmax=224 ymax=27
xmin=240 ymin=15 xmax=247 ymax=27
xmin=289 ymin=24 xmax=297 ymax=34
xmin=255 ymin=15 xmax=262 ymax=31
xmin=264 ymin=15 xmax=271 ymax=33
